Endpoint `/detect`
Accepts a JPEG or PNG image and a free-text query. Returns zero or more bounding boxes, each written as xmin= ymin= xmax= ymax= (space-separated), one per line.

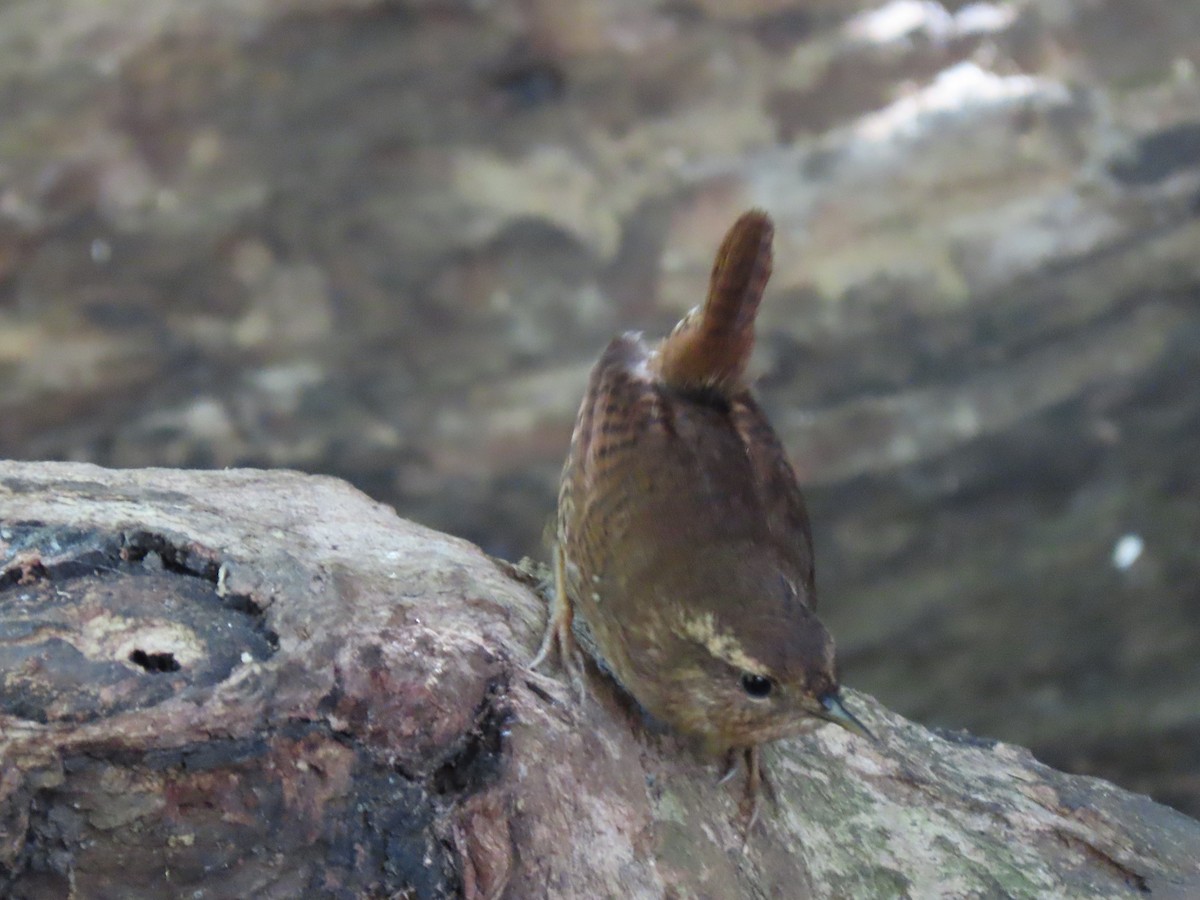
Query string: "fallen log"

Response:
xmin=1 ymin=461 xmax=1197 ymax=898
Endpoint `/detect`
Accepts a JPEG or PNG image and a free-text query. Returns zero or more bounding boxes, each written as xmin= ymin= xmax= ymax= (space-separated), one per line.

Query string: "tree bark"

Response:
xmin=2 ymin=461 xmax=1198 ymax=899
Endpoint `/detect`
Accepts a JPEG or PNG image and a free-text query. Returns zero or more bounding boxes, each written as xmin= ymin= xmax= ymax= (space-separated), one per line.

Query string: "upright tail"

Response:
xmin=654 ymin=209 xmax=773 ymax=397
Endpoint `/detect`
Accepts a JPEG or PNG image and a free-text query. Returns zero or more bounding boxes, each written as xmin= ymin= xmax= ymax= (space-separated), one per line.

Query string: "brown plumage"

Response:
xmin=654 ymin=209 xmax=773 ymax=395
xmin=532 ymin=210 xmax=871 ymax=818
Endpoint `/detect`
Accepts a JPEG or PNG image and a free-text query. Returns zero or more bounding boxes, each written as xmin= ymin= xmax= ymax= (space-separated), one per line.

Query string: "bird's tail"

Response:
xmin=654 ymin=209 xmax=773 ymax=397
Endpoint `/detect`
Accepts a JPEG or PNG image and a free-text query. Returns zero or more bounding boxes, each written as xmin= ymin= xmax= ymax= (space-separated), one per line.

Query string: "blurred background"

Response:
xmin=1 ymin=0 xmax=1198 ymax=816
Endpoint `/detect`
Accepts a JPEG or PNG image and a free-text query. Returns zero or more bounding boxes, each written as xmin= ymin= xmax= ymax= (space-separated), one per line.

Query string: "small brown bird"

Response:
xmin=533 ymin=209 xmax=872 ymax=815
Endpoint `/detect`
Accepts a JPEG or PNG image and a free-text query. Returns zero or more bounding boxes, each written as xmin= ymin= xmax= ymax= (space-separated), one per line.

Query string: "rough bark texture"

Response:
xmin=2 ymin=461 xmax=1199 ymax=899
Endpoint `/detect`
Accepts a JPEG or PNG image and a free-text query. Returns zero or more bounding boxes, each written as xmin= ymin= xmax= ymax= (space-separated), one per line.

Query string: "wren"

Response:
xmin=532 ymin=209 xmax=872 ymax=816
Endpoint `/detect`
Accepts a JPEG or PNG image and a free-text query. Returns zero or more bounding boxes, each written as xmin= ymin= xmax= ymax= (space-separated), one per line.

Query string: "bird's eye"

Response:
xmin=739 ymin=672 xmax=774 ymax=699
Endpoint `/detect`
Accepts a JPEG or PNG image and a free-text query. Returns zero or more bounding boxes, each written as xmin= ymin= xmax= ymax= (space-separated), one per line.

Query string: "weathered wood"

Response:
xmin=2 ymin=461 xmax=1198 ymax=898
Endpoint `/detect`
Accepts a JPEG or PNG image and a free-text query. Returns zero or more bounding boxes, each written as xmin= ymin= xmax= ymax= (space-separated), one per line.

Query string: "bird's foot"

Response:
xmin=529 ymin=606 xmax=587 ymax=703
xmin=528 ymin=544 xmax=588 ymax=703
xmin=720 ymin=746 xmax=777 ymax=840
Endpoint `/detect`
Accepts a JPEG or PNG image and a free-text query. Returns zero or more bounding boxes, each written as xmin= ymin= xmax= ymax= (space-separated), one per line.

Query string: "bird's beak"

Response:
xmin=818 ymin=692 xmax=877 ymax=743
